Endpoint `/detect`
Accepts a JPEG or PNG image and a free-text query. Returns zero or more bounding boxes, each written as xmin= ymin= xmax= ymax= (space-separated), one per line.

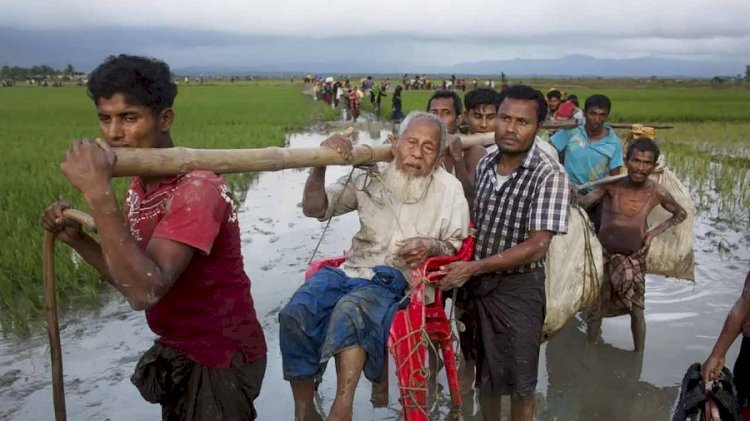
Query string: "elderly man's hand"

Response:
xmin=321 ymin=133 xmax=353 ymax=160
xmin=396 ymin=238 xmax=436 ymax=267
xmin=437 ymin=261 xmax=479 ymax=290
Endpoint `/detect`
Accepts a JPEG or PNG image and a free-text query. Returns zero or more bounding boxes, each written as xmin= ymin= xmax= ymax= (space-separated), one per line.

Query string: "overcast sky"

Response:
xmin=1 ymin=0 xmax=749 ymax=73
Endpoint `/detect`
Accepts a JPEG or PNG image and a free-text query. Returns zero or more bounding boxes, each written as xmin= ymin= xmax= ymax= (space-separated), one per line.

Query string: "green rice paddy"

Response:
xmin=0 ymin=79 xmax=747 ymax=334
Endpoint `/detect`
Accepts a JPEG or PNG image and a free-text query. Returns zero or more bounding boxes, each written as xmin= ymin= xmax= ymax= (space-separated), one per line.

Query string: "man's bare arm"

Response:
xmin=302 ymin=167 xmax=328 ymax=218
xmin=41 ymin=202 xmax=113 ymax=281
xmin=86 ymin=191 xmax=195 ymax=311
xmin=471 ymin=230 xmax=553 ymax=275
xmin=59 ymin=140 xmax=195 ymax=311
xmin=460 ymin=145 xmax=487 ymax=199
xmin=302 ymin=133 xmax=353 ymax=218
xmin=703 ymin=271 xmax=750 ymax=381
xmin=578 ymin=186 xmax=606 ymax=209
xmin=646 ymin=185 xmax=687 ymax=241
xmin=67 ymin=233 xmax=113 ymax=282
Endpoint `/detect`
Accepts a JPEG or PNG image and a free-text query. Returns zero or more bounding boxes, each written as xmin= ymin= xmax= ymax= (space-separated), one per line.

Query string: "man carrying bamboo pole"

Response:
xmin=579 ymin=138 xmax=687 ymax=352
xmin=551 ymin=94 xmax=624 ymax=231
xmin=279 ymin=111 xmax=470 ymax=421
xmin=437 ymin=85 xmax=571 ymax=421
xmin=40 ymin=55 xmax=267 ymax=420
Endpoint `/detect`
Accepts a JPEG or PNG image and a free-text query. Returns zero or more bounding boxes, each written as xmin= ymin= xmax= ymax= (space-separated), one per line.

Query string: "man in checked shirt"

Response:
xmin=438 ymin=85 xmax=571 ymax=421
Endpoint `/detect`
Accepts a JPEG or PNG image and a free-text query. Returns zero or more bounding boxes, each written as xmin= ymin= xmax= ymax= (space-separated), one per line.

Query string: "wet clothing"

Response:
xmin=550 ymin=125 xmax=623 ymax=188
xmin=279 ymin=266 xmax=407 ymax=383
xmin=473 ymin=144 xmax=570 ymax=275
xmin=603 ymin=247 xmax=649 ymax=312
xmin=320 ymin=162 xmax=469 ymax=280
xmin=595 ymin=183 xmax=658 ymax=314
xmin=466 ymin=269 xmax=546 ymax=397
xmin=598 ymin=182 xmax=657 ymax=255
xmin=124 ymin=171 xmax=266 ymax=368
xmin=131 ymin=344 xmax=266 ymax=421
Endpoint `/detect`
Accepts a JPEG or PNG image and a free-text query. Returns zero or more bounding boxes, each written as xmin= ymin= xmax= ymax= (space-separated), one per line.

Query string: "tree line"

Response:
xmin=1 ymin=64 xmax=82 ymax=81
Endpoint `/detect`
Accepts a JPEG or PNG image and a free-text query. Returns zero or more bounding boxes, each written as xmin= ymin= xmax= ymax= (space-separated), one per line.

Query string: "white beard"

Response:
xmin=381 ymin=162 xmax=434 ymax=203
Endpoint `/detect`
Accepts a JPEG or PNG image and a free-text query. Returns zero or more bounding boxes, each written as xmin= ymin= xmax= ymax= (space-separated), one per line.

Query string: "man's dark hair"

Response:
xmin=427 ymin=90 xmax=462 ymax=116
xmin=567 ymin=94 xmax=579 ymax=107
xmin=497 ymin=85 xmax=548 ymax=123
xmin=546 ymin=89 xmax=562 ymax=100
xmin=464 ymin=88 xmax=499 ymax=112
xmin=87 ymin=54 xmax=177 ymax=112
xmin=584 ymin=94 xmax=612 ymax=113
xmin=626 ymin=137 xmax=660 ymax=162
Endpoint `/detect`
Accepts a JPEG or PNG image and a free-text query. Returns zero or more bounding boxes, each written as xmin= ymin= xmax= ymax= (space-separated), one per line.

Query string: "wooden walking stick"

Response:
xmin=43 ymin=209 xmax=95 ymax=421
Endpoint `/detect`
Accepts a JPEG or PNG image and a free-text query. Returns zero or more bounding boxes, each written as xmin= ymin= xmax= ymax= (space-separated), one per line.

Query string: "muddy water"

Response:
xmin=1 ymin=128 xmax=748 ymax=420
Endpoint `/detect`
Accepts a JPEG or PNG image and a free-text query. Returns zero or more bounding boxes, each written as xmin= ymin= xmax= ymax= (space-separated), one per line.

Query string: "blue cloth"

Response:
xmin=279 ymin=265 xmax=407 ymax=383
xmin=551 ymin=124 xmax=623 ymax=186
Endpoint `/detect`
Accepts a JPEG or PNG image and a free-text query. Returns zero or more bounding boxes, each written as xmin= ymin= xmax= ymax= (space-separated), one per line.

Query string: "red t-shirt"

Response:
xmin=124 ymin=170 xmax=266 ymax=368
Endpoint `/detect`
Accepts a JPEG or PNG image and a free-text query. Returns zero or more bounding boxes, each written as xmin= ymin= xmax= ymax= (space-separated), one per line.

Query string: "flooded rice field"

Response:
xmin=1 ymin=127 xmax=748 ymax=420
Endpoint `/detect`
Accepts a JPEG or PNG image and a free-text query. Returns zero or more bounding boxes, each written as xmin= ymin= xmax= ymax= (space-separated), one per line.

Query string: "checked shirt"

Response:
xmin=473 ymin=144 xmax=571 ymax=274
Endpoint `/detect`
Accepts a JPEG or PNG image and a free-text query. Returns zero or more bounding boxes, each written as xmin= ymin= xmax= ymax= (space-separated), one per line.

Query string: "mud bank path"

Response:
xmin=1 ymin=128 xmax=748 ymax=420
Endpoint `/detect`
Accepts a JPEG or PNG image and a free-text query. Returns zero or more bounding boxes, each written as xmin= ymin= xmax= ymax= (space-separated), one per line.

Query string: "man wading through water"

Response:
xmin=40 ymin=55 xmax=267 ymax=420
xmin=438 ymin=85 xmax=571 ymax=421
xmin=579 ymin=138 xmax=687 ymax=352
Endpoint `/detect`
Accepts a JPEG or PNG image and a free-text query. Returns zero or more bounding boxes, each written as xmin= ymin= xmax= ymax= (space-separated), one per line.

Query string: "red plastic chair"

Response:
xmin=305 ymin=234 xmax=475 ymax=420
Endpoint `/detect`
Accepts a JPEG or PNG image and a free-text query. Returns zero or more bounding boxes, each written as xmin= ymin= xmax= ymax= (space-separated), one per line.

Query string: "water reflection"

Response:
xmin=543 ymin=321 xmax=678 ymax=420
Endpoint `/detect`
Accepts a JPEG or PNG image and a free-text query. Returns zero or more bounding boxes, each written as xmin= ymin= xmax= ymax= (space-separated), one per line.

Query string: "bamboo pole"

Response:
xmin=576 ymin=174 xmax=628 ymax=191
xmin=112 ymin=132 xmax=496 ymax=178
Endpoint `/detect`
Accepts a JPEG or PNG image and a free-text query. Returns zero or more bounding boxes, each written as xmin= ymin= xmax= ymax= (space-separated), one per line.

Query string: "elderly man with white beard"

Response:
xmin=279 ymin=111 xmax=470 ymax=421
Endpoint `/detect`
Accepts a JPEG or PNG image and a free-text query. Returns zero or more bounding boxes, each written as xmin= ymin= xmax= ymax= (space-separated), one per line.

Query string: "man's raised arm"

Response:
xmin=59 ymin=140 xmax=195 ymax=311
xmin=302 ymin=133 xmax=353 ymax=218
xmin=578 ymin=186 xmax=606 ymax=209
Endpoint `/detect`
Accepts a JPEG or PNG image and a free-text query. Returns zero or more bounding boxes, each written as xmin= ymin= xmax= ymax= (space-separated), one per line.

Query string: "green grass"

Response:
xmin=0 ymin=82 xmax=336 ymax=334
xmin=362 ymin=81 xmax=750 ymax=123
xmin=1 ymin=79 xmax=748 ymax=334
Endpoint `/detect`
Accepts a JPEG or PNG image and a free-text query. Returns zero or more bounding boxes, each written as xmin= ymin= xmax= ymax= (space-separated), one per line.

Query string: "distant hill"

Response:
xmin=447 ymin=54 xmax=746 ymax=78
xmin=174 ymin=55 xmax=745 ymax=78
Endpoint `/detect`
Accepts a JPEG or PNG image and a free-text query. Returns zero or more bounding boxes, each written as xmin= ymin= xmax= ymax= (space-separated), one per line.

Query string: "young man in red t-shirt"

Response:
xmin=40 ymin=55 xmax=266 ymax=420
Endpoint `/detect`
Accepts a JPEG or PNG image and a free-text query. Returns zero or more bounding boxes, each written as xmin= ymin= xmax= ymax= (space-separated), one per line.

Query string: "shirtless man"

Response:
xmin=579 ymin=137 xmax=687 ymax=352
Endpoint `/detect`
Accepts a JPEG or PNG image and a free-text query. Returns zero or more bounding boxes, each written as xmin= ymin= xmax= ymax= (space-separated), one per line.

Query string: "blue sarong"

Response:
xmin=279 ymin=265 xmax=407 ymax=383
